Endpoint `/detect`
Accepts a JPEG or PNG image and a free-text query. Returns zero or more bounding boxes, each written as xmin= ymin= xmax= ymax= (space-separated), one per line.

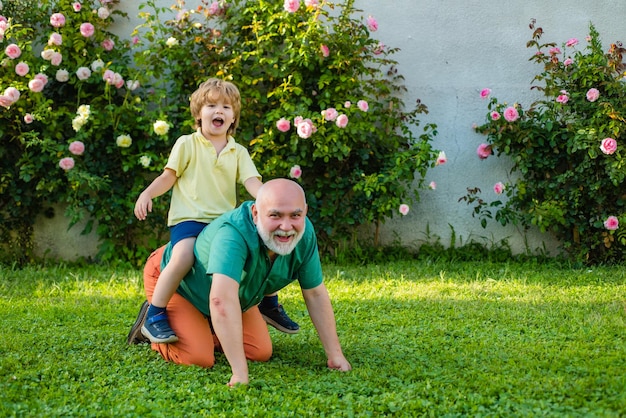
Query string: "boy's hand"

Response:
xmin=134 ymin=193 xmax=153 ymax=220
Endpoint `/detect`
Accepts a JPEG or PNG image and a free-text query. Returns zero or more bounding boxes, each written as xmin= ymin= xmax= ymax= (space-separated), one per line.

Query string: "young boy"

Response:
xmin=133 ymin=78 xmax=298 ymax=344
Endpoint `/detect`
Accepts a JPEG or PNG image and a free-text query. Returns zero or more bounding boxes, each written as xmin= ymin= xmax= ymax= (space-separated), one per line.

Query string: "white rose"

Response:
xmin=116 ymin=134 xmax=132 ymax=148
xmin=139 ymin=155 xmax=152 ymax=167
xmin=153 ymin=120 xmax=169 ymax=136
xmin=166 ymin=37 xmax=179 ymax=47
xmin=91 ymin=59 xmax=104 ymax=72
xmin=41 ymin=49 xmax=55 ymax=60
xmin=56 ymin=69 xmax=69 ymax=82
xmin=77 ymin=104 xmax=90 ymax=118
xmin=97 ymin=7 xmax=110 ymax=19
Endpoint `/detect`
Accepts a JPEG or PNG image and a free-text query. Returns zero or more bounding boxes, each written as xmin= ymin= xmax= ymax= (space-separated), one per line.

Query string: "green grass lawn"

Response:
xmin=1 ymin=259 xmax=625 ymax=417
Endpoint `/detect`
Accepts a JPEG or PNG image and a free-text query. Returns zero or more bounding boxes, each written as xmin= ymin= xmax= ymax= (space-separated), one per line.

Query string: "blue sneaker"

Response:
xmin=260 ymin=304 xmax=300 ymax=334
xmin=141 ymin=312 xmax=179 ymax=344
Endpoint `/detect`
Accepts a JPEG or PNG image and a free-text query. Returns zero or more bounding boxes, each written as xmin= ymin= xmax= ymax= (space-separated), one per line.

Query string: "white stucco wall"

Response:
xmin=356 ymin=1 xmax=626 ymax=254
xmin=36 ymin=1 xmax=626 ymax=259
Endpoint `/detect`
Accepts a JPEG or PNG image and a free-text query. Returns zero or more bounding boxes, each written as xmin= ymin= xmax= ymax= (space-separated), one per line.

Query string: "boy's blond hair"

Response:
xmin=189 ymin=78 xmax=241 ymax=135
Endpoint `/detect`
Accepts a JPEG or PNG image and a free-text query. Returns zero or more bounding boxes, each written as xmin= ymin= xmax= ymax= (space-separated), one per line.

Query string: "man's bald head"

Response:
xmin=255 ymin=179 xmax=307 ymax=209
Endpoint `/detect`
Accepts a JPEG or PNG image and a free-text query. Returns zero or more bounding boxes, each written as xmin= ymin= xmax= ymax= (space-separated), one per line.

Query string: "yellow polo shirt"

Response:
xmin=165 ymin=130 xmax=261 ymax=226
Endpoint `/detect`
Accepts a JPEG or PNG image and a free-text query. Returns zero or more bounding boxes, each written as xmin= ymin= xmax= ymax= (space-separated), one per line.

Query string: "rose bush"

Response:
xmin=132 ymin=0 xmax=440 ymax=252
xmin=0 ymin=0 xmax=171 ymax=265
xmin=2 ymin=0 xmax=440 ymax=265
xmin=462 ymin=21 xmax=626 ymax=264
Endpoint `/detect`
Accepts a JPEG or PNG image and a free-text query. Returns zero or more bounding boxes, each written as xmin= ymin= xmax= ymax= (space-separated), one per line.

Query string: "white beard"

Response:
xmin=257 ymin=221 xmax=305 ymax=256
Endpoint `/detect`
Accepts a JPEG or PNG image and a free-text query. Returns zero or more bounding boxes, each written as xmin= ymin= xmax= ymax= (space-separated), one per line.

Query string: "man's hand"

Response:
xmin=327 ymin=356 xmax=352 ymax=372
xmin=227 ymin=374 xmax=250 ymax=387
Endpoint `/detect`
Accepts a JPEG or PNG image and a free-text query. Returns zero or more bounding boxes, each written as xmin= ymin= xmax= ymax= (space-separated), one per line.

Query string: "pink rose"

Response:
xmin=35 ymin=73 xmax=49 ymax=84
xmin=4 ymin=87 xmax=20 ymax=103
xmin=399 ymin=204 xmax=409 ymax=216
xmin=15 ymin=62 xmax=29 ymax=76
xmin=336 ymin=114 xmax=348 ymax=128
xmin=50 ymin=52 xmax=62 ymax=66
xmin=477 ymin=143 xmax=492 ymax=160
xmin=565 ymin=38 xmax=578 ymax=47
xmin=0 ymin=95 xmax=13 ymax=108
xmin=600 ymin=137 xmax=617 ymax=155
xmin=72 ymin=2 xmax=82 ymax=12
xmin=357 ymin=100 xmax=369 ymax=112
xmin=366 ymin=15 xmax=378 ymax=32
xmin=429 ymin=181 xmax=436 ymax=190
xmin=563 ymin=58 xmax=573 ymax=66
xmin=113 ymin=72 xmax=124 ymax=88
xmin=586 ymin=88 xmax=599 ymax=102
xmin=207 ymin=3 xmax=220 ymax=15
xmin=283 ymin=0 xmax=299 ymax=13
xmin=80 ymin=22 xmax=95 ymax=37
xmin=29 ymin=78 xmax=45 ymax=93
xmin=490 ymin=111 xmax=501 ymax=121
xmin=480 ymin=88 xmax=491 ymax=99
xmin=436 ymin=151 xmax=447 ymax=166
xmin=101 ymin=39 xmax=115 ymax=51
xmin=323 ymin=108 xmax=338 ymax=121
xmin=59 ymin=157 xmax=75 ymax=171
xmin=276 ymin=117 xmax=291 ymax=132
xmin=503 ymin=106 xmax=519 ymax=122
xmin=289 ymin=165 xmax=302 ymax=179
xmin=549 ymin=47 xmax=561 ymax=55
xmin=373 ymin=42 xmax=385 ymax=55
xmin=103 ymin=69 xmax=115 ymax=85
xmin=556 ymin=94 xmax=568 ymax=104
xmin=493 ymin=182 xmax=505 ymax=195
xmin=69 ymin=141 xmax=85 ymax=155
xmin=320 ymin=44 xmax=329 ymax=58
xmin=24 ymin=113 xmax=34 ymax=124
xmin=296 ymin=119 xmax=314 ymax=138
xmin=50 ymin=13 xmax=66 ymax=28
xmin=305 ymin=0 xmax=319 ymax=6
xmin=604 ymin=216 xmax=619 ymax=231
xmin=344 ymin=101 xmax=351 ymax=108
xmin=76 ymin=67 xmax=92 ymax=80
xmin=48 ymin=32 xmax=62 ymax=46
xmin=5 ymin=43 xmax=21 ymax=59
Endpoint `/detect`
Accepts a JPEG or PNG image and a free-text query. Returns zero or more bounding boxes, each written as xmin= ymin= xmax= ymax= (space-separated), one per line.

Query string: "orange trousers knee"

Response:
xmin=143 ymin=246 xmax=273 ymax=368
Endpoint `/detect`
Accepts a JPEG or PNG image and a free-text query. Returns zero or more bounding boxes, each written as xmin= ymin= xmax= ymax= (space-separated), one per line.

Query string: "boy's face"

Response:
xmin=199 ymin=95 xmax=236 ymax=139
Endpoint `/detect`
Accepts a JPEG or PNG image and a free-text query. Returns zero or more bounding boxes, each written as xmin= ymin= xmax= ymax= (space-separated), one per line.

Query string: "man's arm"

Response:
xmin=302 ymin=283 xmax=351 ymax=371
xmin=209 ymin=273 xmax=248 ymax=386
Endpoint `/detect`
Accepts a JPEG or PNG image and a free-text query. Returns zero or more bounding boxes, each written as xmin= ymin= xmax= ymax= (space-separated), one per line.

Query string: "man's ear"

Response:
xmin=251 ymin=203 xmax=258 ymax=223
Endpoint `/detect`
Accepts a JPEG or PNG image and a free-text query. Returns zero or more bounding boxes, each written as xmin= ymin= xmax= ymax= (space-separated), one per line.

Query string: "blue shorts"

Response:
xmin=170 ymin=221 xmax=208 ymax=247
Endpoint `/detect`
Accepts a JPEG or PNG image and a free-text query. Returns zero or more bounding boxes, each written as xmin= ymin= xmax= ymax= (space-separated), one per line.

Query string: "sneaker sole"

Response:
xmin=261 ymin=314 xmax=300 ymax=334
xmin=127 ymin=301 xmax=150 ymax=345
xmin=141 ymin=325 xmax=179 ymax=344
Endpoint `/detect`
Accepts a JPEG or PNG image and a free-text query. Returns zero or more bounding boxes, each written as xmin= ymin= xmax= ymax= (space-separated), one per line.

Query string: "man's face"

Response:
xmin=253 ymin=197 xmax=307 ymax=256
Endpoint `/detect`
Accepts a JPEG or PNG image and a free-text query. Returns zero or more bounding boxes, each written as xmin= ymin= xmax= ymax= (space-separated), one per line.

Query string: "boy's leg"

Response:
xmin=258 ymin=293 xmax=300 ymax=334
xmin=143 ymin=246 xmax=217 ymax=367
xmin=142 ymin=238 xmax=196 ymax=343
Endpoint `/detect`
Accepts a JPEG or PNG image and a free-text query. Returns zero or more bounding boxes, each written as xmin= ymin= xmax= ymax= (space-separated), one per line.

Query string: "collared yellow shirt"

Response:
xmin=165 ymin=130 xmax=260 ymax=226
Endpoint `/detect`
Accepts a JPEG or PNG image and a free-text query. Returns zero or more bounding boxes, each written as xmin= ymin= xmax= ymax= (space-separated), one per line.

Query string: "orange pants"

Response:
xmin=143 ymin=246 xmax=273 ymax=367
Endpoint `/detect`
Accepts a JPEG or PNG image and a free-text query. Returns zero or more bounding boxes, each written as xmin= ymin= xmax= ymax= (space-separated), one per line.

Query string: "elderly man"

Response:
xmin=128 ymin=178 xmax=351 ymax=385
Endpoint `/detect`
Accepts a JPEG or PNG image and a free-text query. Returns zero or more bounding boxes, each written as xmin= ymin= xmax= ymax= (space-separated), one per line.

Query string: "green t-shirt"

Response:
xmin=162 ymin=201 xmax=323 ymax=316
